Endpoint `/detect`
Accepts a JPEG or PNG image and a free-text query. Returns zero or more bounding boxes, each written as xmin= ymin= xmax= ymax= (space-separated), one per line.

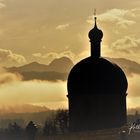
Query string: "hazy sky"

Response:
xmin=0 ymin=0 xmax=140 ymax=111
xmin=0 ymin=0 xmax=140 ymax=66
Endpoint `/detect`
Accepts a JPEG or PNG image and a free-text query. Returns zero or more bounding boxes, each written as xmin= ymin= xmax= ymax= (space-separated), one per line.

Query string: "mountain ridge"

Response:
xmin=6 ymin=57 xmax=74 ymax=73
xmin=5 ymin=57 xmax=140 ymax=81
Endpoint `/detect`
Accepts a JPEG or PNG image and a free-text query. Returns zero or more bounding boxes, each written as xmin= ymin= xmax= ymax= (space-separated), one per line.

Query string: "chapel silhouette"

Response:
xmin=67 ymin=16 xmax=128 ymax=131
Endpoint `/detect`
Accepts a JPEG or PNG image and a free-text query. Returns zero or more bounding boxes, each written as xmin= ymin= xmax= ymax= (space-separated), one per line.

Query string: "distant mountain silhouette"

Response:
xmin=5 ymin=57 xmax=74 ymax=81
xmin=48 ymin=57 xmax=74 ymax=73
xmin=21 ymin=71 xmax=68 ymax=81
xmin=107 ymin=57 xmax=140 ymax=76
xmin=7 ymin=57 xmax=73 ymax=73
xmin=5 ymin=57 xmax=140 ymax=81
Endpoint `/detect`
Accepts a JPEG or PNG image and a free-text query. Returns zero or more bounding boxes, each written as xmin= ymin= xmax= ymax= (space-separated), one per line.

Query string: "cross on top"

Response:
xmin=94 ymin=9 xmax=96 ymax=17
xmin=93 ymin=9 xmax=97 ymax=25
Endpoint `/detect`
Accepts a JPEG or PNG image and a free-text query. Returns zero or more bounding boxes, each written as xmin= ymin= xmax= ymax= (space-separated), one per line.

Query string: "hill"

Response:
xmin=5 ymin=57 xmax=74 ymax=81
xmin=6 ymin=57 xmax=74 ymax=73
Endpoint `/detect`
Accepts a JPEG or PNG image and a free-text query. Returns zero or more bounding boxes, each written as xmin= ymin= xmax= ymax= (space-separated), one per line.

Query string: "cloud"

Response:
xmin=111 ymin=36 xmax=140 ymax=53
xmin=0 ymin=2 xmax=6 ymax=9
xmin=87 ymin=8 xmax=139 ymax=28
xmin=0 ymin=72 xmax=22 ymax=84
xmin=32 ymin=50 xmax=90 ymax=65
xmin=32 ymin=51 xmax=75 ymax=64
xmin=32 ymin=52 xmax=57 ymax=60
xmin=32 ymin=53 xmax=42 ymax=57
xmin=103 ymin=36 xmax=140 ymax=64
xmin=0 ymin=80 xmax=67 ymax=109
xmin=128 ymin=74 xmax=140 ymax=98
xmin=0 ymin=67 xmax=22 ymax=84
xmin=0 ymin=104 xmax=49 ymax=114
xmin=0 ymin=48 xmax=27 ymax=66
xmin=107 ymin=36 xmax=140 ymax=63
xmin=56 ymin=24 xmax=70 ymax=30
xmin=0 ymin=67 xmax=67 ymax=109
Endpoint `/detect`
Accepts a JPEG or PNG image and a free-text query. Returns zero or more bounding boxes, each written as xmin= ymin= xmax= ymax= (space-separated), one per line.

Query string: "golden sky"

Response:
xmin=0 ymin=0 xmax=140 ymax=111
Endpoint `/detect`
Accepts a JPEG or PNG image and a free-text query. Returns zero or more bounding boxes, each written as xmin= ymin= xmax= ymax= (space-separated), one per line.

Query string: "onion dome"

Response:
xmin=88 ymin=17 xmax=103 ymax=43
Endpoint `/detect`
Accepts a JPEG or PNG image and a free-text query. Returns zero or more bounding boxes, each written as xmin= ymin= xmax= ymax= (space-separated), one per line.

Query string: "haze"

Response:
xmin=0 ymin=0 xmax=140 ymax=111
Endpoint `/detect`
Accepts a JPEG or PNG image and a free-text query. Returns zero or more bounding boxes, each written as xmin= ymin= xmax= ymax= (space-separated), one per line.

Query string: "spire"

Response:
xmin=88 ymin=11 xmax=103 ymax=58
xmin=94 ymin=17 xmax=97 ymax=28
xmin=94 ymin=9 xmax=97 ymax=28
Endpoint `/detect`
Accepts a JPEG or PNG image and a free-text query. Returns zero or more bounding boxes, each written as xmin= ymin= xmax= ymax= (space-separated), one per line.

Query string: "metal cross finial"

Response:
xmin=94 ymin=9 xmax=96 ymax=17
xmin=93 ymin=9 xmax=97 ymax=27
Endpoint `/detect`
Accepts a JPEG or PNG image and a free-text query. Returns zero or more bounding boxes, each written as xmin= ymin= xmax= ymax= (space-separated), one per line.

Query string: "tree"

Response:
xmin=43 ymin=119 xmax=56 ymax=136
xmin=26 ymin=121 xmax=38 ymax=140
xmin=55 ymin=109 xmax=69 ymax=134
xmin=8 ymin=122 xmax=22 ymax=139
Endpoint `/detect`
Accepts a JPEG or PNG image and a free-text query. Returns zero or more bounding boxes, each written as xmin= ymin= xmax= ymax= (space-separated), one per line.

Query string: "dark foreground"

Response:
xmin=0 ymin=128 xmax=140 ymax=140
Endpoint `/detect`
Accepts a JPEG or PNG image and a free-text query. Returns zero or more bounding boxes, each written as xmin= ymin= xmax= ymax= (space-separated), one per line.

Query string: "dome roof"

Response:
xmin=68 ymin=57 xmax=128 ymax=95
